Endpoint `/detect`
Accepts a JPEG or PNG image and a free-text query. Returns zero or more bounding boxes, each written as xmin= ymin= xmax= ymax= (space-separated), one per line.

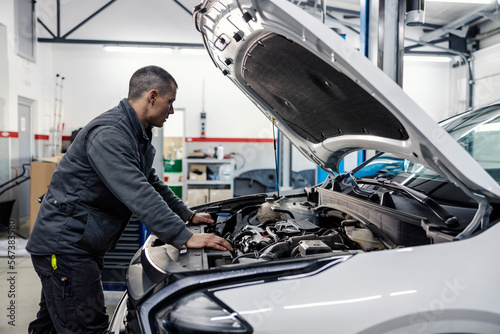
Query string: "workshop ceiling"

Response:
xmin=36 ymin=0 xmax=498 ymax=46
xmin=326 ymin=0 xmax=495 ymax=26
xmin=37 ymin=0 xmax=203 ymax=44
xmin=424 ymin=1 xmax=492 ymax=26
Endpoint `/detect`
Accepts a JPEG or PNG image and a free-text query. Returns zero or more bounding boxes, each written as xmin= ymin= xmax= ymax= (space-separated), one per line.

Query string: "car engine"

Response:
xmin=199 ymin=195 xmax=401 ymax=268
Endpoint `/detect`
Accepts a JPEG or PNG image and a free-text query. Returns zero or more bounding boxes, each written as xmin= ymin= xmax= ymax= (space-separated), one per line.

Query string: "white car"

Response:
xmin=108 ymin=0 xmax=500 ymax=333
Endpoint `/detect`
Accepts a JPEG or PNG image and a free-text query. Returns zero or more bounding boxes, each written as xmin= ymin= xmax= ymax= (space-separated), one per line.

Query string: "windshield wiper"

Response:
xmin=332 ymin=172 xmax=381 ymax=200
xmin=355 ymin=177 xmax=460 ymax=228
xmin=347 ymin=172 xmax=380 ymax=202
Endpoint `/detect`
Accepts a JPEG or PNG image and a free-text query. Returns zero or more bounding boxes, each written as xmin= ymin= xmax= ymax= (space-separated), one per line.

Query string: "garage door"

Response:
xmin=473 ymin=43 xmax=500 ymax=107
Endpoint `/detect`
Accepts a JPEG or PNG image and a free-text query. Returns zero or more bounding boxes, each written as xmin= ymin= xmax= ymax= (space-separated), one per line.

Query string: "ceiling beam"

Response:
xmin=291 ymin=1 xmax=360 ymax=16
xmin=37 ymin=17 xmax=56 ymax=39
xmin=420 ymin=1 xmax=500 ymax=42
xmin=37 ymin=37 xmax=204 ymax=48
xmin=62 ymin=0 xmax=118 ymax=39
xmin=36 ymin=0 xmax=202 ymax=48
xmin=172 ymin=0 xmax=193 ymax=15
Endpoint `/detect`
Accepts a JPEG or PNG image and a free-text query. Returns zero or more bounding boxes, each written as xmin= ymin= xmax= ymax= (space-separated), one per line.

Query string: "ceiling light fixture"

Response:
xmin=426 ymin=0 xmax=492 ymax=4
xmin=103 ymin=46 xmax=174 ymax=54
xmin=404 ymin=55 xmax=453 ymax=62
xmin=179 ymin=48 xmax=207 ymax=55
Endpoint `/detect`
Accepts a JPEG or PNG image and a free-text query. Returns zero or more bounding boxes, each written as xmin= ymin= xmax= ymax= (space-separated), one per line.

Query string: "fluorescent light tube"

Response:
xmin=426 ymin=0 xmax=492 ymax=4
xmin=404 ymin=55 xmax=452 ymax=62
xmin=179 ymin=49 xmax=206 ymax=55
xmin=103 ymin=46 xmax=174 ymax=54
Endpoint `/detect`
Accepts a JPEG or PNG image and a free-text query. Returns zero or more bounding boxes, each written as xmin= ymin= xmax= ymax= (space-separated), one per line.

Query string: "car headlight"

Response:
xmin=155 ymin=292 xmax=252 ymax=333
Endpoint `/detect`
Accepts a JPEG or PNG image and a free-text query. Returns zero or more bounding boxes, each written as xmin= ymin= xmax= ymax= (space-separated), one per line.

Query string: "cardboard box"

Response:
xmin=30 ymin=156 xmax=63 ymax=234
xmin=189 ymin=164 xmax=207 ymax=181
xmin=187 ymin=189 xmax=209 ymax=206
xmin=209 ymin=189 xmax=232 ymax=202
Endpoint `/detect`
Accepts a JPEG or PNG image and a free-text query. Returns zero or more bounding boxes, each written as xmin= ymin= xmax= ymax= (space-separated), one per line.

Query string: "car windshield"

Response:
xmin=442 ymin=104 xmax=500 ymax=181
xmin=353 ymin=103 xmax=500 ymax=206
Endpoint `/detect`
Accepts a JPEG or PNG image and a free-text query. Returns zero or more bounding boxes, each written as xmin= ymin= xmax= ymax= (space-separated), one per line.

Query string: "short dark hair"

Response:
xmin=127 ymin=65 xmax=178 ymax=100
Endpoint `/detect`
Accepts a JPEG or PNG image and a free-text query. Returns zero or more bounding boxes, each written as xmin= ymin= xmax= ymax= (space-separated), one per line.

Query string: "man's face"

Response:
xmin=149 ymin=84 xmax=177 ymax=128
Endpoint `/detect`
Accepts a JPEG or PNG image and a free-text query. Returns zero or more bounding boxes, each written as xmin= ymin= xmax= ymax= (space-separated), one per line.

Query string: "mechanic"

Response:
xmin=26 ymin=65 xmax=233 ymax=333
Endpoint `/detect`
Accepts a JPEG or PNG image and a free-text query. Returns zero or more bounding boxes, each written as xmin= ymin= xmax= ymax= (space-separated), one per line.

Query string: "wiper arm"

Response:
xmin=336 ymin=172 xmax=381 ymax=201
xmin=348 ymin=172 xmax=380 ymax=202
xmin=356 ymin=177 xmax=459 ymax=228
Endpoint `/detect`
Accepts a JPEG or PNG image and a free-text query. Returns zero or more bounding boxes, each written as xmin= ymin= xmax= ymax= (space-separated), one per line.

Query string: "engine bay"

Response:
xmin=144 ymin=183 xmax=477 ymax=274
xmin=179 ymin=188 xmax=436 ymax=269
xmin=201 ymin=198 xmax=375 ymax=267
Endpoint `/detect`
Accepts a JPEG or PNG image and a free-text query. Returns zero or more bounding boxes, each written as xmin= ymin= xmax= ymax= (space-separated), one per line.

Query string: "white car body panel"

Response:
xmin=214 ymin=223 xmax=500 ymax=333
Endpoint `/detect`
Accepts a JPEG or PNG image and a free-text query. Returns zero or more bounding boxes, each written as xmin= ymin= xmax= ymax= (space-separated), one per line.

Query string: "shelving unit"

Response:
xmin=183 ymin=158 xmax=235 ymax=206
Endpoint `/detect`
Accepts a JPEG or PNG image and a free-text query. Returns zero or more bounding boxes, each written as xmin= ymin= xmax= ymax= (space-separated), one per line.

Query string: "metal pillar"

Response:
xmin=366 ymin=0 xmax=406 ymax=86
xmin=278 ymin=132 xmax=292 ymax=191
xmin=359 ymin=0 xmax=405 ymax=163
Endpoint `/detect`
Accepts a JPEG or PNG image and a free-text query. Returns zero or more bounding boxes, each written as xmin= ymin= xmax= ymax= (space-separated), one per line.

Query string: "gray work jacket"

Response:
xmin=27 ymin=99 xmax=193 ymax=257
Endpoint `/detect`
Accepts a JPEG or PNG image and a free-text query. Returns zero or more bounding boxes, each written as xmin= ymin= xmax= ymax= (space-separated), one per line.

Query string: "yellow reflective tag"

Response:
xmin=51 ymin=254 xmax=57 ymax=271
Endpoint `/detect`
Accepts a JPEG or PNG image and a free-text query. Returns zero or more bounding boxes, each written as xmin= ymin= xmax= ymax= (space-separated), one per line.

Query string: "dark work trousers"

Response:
xmin=28 ymin=254 xmax=109 ymax=334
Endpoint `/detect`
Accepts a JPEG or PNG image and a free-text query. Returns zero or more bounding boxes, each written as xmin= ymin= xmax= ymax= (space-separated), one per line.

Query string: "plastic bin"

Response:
xmin=164 ymin=159 xmax=182 ymax=173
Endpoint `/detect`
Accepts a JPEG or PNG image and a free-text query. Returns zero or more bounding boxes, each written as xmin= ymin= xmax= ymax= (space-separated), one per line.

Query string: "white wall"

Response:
xmin=0 ymin=0 xmax=56 ymax=226
xmin=49 ymin=44 xmax=271 ymax=139
xmin=0 ymin=0 xmax=55 ymax=134
xmin=48 ymin=44 xmax=276 ymax=177
xmin=0 ymin=0 xmax=55 ymax=153
xmin=402 ymin=58 xmax=454 ymax=121
xmin=0 ymin=23 xmax=9 ymax=131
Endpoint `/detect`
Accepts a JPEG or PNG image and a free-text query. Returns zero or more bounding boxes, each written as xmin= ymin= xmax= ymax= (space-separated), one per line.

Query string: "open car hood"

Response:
xmin=194 ymin=0 xmax=500 ymax=201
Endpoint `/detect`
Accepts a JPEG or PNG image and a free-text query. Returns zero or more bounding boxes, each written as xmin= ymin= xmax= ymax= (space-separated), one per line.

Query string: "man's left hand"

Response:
xmin=191 ymin=212 xmax=215 ymax=225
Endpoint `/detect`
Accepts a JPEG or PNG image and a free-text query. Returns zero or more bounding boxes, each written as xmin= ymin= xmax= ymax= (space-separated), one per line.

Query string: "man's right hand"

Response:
xmin=185 ymin=233 xmax=233 ymax=252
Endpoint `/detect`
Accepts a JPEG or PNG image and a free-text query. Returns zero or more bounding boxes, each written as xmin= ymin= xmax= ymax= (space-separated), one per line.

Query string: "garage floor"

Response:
xmin=0 ymin=227 xmax=123 ymax=333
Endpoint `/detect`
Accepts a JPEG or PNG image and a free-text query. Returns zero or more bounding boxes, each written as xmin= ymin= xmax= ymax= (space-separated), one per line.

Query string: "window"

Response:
xmin=15 ymin=0 xmax=36 ymax=61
